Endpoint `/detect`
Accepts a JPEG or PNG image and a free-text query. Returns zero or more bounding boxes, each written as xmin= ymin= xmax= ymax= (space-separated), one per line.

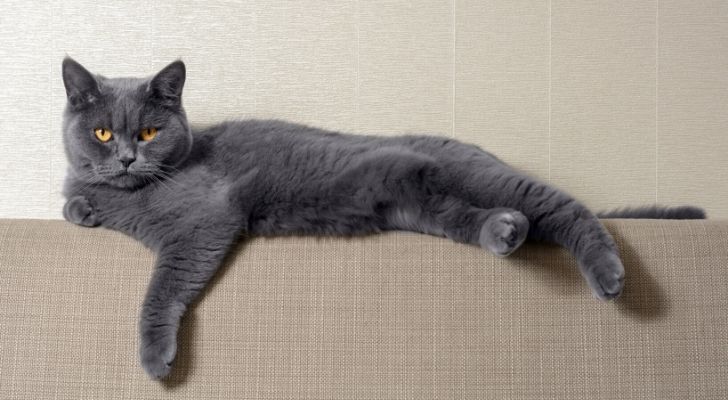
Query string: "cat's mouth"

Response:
xmin=104 ymin=169 xmax=137 ymax=179
xmin=94 ymin=168 xmax=155 ymax=189
xmin=100 ymin=166 xmax=153 ymax=178
xmin=91 ymin=163 xmax=169 ymax=189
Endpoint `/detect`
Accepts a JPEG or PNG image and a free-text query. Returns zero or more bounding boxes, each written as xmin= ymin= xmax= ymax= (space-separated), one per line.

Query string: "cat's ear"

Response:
xmin=147 ymin=60 xmax=186 ymax=109
xmin=62 ymin=57 xmax=101 ymax=110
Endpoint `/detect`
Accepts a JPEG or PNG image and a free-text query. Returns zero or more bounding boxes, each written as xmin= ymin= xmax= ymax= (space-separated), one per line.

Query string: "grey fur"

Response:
xmin=597 ymin=205 xmax=706 ymax=219
xmin=60 ymin=58 xmax=702 ymax=380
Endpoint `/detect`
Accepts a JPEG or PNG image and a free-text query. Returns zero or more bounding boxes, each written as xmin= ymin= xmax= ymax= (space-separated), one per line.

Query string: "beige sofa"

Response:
xmin=1 ymin=218 xmax=726 ymax=399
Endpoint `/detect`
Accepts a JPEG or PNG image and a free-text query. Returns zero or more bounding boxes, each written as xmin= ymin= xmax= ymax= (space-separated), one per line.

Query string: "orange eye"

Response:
xmin=139 ymin=128 xmax=158 ymax=142
xmin=94 ymin=128 xmax=113 ymax=142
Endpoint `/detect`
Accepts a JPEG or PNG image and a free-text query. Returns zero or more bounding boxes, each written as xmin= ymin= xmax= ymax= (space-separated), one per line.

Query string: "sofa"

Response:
xmin=1 ymin=218 xmax=725 ymax=399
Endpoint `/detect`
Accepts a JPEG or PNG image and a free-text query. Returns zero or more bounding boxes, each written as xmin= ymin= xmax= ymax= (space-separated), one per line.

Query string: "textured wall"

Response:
xmin=0 ymin=0 xmax=726 ymax=219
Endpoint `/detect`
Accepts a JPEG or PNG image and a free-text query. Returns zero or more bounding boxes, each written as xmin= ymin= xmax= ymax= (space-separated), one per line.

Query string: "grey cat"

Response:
xmin=60 ymin=57 xmax=705 ymax=379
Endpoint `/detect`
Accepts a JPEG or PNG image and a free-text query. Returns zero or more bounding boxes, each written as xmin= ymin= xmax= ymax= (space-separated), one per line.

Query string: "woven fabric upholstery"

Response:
xmin=0 ymin=219 xmax=726 ymax=399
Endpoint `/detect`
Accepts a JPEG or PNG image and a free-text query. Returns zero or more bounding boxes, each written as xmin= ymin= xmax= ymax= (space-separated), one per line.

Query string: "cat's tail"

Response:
xmin=596 ymin=205 xmax=706 ymax=219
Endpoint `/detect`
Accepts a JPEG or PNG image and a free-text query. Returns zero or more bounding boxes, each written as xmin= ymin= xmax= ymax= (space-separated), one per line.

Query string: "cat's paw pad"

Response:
xmin=479 ymin=210 xmax=529 ymax=257
xmin=581 ymin=250 xmax=625 ymax=301
xmin=64 ymin=196 xmax=99 ymax=227
xmin=140 ymin=331 xmax=177 ymax=380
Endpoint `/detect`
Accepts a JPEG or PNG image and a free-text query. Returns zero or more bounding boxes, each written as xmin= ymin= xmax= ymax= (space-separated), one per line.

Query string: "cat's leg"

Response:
xmin=334 ymin=147 xmax=531 ymax=256
xmin=386 ymin=196 xmax=530 ymax=257
xmin=413 ymin=143 xmax=625 ymax=300
xmin=521 ymin=189 xmax=625 ymax=300
xmin=463 ymin=170 xmax=625 ymax=300
xmin=139 ymin=233 xmax=236 ymax=379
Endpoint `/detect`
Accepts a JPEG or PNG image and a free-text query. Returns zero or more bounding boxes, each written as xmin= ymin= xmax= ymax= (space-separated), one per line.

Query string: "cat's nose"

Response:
xmin=118 ymin=156 xmax=135 ymax=169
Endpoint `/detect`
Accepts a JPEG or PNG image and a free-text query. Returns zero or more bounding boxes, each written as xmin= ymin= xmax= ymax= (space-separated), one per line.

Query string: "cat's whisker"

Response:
xmin=150 ymin=174 xmax=176 ymax=195
xmin=151 ymin=168 xmax=186 ymax=191
xmin=154 ymin=172 xmax=184 ymax=191
xmin=70 ymin=169 xmax=99 ymax=183
xmin=140 ymin=176 xmax=163 ymax=212
xmin=135 ymin=176 xmax=165 ymax=213
xmin=75 ymin=172 xmax=103 ymax=194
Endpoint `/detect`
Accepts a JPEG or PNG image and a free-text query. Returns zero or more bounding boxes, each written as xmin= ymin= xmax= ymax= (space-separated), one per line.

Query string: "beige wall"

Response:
xmin=0 ymin=1 xmax=726 ymax=219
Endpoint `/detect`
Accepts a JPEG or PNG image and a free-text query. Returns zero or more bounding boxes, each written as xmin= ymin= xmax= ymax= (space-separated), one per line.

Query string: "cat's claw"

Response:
xmin=479 ymin=210 xmax=529 ymax=257
xmin=140 ymin=330 xmax=177 ymax=379
xmin=580 ymin=250 xmax=625 ymax=301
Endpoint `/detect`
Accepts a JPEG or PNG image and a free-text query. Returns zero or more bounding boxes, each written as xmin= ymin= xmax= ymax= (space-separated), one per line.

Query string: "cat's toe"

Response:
xmin=140 ymin=333 xmax=177 ymax=379
xmin=78 ymin=207 xmax=98 ymax=227
xmin=480 ymin=210 xmax=529 ymax=257
xmin=580 ymin=250 xmax=625 ymax=301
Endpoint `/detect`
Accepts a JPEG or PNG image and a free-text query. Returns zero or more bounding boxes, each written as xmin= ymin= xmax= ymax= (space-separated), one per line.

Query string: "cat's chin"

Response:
xmin=102 ymin=172 xmax=154 ymax=190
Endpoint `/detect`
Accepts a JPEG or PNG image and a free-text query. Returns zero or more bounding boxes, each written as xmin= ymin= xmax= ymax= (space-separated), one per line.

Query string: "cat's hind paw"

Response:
xmin=479 ymin=210 xmax=529 ymax=257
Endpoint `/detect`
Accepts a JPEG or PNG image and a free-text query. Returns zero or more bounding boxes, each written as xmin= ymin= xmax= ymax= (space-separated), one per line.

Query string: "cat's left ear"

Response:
xmin=148 ymin=60 xmax=186 ymax=109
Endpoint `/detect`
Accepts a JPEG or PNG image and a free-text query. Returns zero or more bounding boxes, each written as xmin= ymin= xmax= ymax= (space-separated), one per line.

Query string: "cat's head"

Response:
xmin=61 ymin=57 xmax=192 ymax=189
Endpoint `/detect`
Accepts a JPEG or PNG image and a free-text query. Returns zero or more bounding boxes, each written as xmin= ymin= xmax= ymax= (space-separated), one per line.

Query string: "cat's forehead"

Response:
xmin=99 ymin=76 xmax=149 ymax=100
xmin=95 ymin=77 xmax=150 ymax=128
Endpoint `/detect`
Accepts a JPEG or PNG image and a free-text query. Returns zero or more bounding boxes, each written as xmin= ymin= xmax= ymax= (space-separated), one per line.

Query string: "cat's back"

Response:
xmin=195 ymin=118 xmax=468 ymax=158
xmin=193 ymin=119 xmax=382 ymax=172
xmin=190 ymin=118 xmax=502 ymax=183
xmin=197 ymin=119 xmax=374 ymax=149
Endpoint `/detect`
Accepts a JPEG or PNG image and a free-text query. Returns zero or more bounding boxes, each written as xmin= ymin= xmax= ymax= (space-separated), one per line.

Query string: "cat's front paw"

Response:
xmin=580 ymin=250 xmax=625 ymax=301
xmin=140 ymin=327 xmax=177 ymax=379
xmin=479 ymin=210 xmax=529 ymax=257
xmin=63 ymin=196 xmax=99 ymax=227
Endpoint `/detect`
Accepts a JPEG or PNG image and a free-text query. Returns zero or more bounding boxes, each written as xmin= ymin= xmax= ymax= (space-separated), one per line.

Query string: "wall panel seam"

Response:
xmin=451 ymin=0 xmax=456 ymax=139
xmin=48 ymin=3 xmax=54 ymax=219
xmin=355 ymin=0 xmax=360 ymax=133
xmin=548 ymin=0 xmax=552 ymax=182
xmin=656 ymin=0 xmax=660 ymax=203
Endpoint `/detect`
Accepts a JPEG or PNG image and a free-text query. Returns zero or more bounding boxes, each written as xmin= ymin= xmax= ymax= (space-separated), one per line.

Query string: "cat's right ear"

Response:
xmin=147 ymin=60 xmax=186 ymax=110
xmin=62 ymin=57 xmax=100 ymax=110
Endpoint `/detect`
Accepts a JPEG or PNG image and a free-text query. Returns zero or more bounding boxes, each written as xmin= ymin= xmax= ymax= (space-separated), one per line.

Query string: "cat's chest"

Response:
xmin=153 ymin=177 xmax=230 ymax=213
xmin=91 ymin=171 xmax=234 ymax=243
xmin=145 ymin=170 xmax=232 ymax=219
